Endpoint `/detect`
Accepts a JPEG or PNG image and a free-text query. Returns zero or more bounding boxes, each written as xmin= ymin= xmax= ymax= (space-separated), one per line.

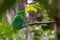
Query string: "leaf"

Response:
xmin=30 ymin=7 xmax=37 ymax=13
xmin=25 ymin=4 xmax=39 ymax=13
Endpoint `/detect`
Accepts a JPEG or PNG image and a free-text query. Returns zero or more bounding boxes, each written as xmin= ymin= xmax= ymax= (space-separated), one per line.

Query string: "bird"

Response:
xmin=11 ymin=10 xmax=25 ymax=28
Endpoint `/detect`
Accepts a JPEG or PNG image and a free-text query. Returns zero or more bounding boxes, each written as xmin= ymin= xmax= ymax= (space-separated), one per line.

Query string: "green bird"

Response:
xmin=11 ymin=10 xmax=25 ymax=28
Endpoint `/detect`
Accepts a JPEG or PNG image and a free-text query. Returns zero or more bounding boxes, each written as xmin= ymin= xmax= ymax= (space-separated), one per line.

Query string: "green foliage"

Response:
xmin=33 ymin=0 xmax=51 ymax=10
xmin=0 ymin=0 xmax=16 ymax=19
xmin=25 ymin=4 xmax=37 ymax=13
xmin=0 ymin=19 xmax=13 ymax=39
xmin=29 ymin=25 xmax=55 ymax=40
xmin=33 ymin=0 xmax=56 ymax=18
xmin=0 ymin=17 xmax=26 ymax=40
xmin=25 ymin=4 xmax=43 ymax=13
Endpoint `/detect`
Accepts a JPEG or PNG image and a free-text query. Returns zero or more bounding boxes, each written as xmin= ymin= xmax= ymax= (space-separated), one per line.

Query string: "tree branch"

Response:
xmin=20 ymin=21 xmax=56 ymax=29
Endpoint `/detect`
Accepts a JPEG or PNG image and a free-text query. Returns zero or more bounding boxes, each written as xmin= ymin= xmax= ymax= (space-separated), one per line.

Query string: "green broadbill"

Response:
xmin=11 ymin=10 xmax=24 ymax=28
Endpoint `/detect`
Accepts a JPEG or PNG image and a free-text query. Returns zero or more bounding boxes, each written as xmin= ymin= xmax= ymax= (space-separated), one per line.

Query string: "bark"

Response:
xmin=52 ymin=0 xmax=60 ymax=40
xmin=55 ymin=18 xmax=60 ymax=40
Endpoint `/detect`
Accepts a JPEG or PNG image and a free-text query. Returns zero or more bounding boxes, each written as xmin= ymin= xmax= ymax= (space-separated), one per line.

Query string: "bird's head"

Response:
xmin=16 ymin=10 xmax=25 ymax=16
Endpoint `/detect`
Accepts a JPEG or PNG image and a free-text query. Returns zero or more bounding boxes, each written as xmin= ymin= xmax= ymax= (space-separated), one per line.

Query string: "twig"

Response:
xmin=19 ymin=21 xmax=56 ymax=29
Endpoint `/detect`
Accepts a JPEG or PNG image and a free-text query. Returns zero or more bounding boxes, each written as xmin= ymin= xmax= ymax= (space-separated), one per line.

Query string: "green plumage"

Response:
xmin=11 ymin=10 xmax=24 ymax=28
